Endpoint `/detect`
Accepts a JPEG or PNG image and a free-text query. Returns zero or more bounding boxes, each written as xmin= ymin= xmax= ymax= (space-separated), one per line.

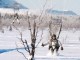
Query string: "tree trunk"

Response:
xmin=30 ymin=22 xmax=36 ymax=60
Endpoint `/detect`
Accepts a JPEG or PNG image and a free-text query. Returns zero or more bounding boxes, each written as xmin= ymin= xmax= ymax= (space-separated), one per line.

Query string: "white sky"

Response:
xmin=15 ymin=0 xmax=80 ymax=15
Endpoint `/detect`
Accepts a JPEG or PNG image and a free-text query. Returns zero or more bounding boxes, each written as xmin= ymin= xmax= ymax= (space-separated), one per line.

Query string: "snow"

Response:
xmin=0 ymin=27 xmax=80 ymax=60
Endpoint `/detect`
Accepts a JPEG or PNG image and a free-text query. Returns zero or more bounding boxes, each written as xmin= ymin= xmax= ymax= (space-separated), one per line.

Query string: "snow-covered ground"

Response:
xmin=0 ymin=27 xmax=80 ymax=60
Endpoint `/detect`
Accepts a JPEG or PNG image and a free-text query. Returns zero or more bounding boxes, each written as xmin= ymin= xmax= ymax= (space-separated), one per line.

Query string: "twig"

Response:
xmin=13 ymin=25 xmax=28 ymax=52
xmin=49 ymin=21 xmax=52 ymax=36
xmin=15 ymin=42 xmax=28 ymax=60
xmin=35 ymin=26 xmax=39 ymax=37
xmin=12 ymin=24 xmax=21 ymax=34
xmin=57 ymin=20 xmax=62 ymax=39
xmin=35 ymin=29 xmax=43 ymax=48
xmin=27 ymin=15 xmax=33 ymax=40
xmin=19 ymin=32 xmax=29 ymax=52
xmin=25 ymin=40 xmax=31 ymax=55
xmin=39 ymin=0 xmax=47 ymax=20
xmin=38 ymin=0 xmax=48 ymax=27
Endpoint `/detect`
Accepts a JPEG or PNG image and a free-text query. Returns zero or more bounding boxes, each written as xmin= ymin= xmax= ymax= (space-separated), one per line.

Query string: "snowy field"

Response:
xmin=0 ymin=27 xmax=80 ymax=60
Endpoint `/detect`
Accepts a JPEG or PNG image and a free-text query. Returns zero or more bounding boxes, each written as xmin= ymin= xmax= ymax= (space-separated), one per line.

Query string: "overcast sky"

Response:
xmin=15 ymin=0 xmax=80 ymax=15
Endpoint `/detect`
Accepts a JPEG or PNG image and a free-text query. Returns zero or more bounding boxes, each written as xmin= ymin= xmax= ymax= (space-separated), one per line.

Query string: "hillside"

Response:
xmin=0 ymin=0 xmax=27 ymax=9
xmin=47 ymin=9 xmax=77 ymax=15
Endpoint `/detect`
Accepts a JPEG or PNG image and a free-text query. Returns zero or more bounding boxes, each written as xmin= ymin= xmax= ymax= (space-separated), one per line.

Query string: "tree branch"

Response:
xmin=57 ymin=20 xmax=62 ymax=39
xmin=15 ymin=42 xmax=28 ymax=60
xmin=35 ymin=29 xmax=43 ymax=48
xmin=25 ymin=40 xmax=31 ymax=55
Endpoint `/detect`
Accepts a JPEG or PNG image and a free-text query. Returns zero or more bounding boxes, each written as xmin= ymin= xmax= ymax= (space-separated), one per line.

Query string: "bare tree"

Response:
xmin=49 ymin=16 xmax=62 ymax=38
xmin=12 ymin=11 xmax=44 ymax=60
xmin=12 ymin=0 xmax=49 ymax=60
